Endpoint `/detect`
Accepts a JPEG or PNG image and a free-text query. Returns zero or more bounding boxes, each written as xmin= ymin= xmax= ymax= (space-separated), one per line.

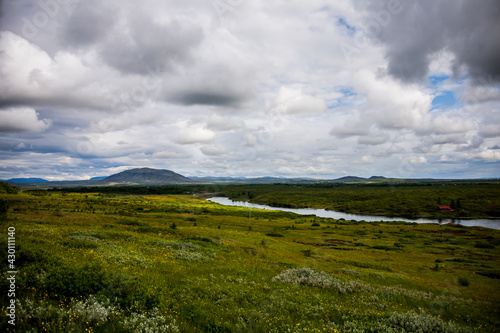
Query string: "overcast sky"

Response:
xmin=1 ymin=0 xmax=499 ymax=180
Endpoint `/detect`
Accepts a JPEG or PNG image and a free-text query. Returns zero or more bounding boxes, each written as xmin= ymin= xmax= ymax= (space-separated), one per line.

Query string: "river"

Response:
xmin=207 ymin=197 xmax=500 ymax=230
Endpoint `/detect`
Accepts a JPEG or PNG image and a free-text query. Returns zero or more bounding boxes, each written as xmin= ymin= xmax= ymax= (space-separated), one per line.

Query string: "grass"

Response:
xmin=0 ymin=191 xmax=499 ymax=332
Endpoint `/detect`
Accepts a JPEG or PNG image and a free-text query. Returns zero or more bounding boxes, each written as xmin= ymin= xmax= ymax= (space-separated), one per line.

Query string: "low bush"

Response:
xmin=266 ymin=232 xmax=284 ymax=237
xmin=273 ymin=267 xmax=370 ymax=294
xmin=373 ymin=311 xmax=472 ymax=333
xmin=457 ymin=276 xmax=470 ymax=286
xmin=474 ymin=241 xmax=495 ymax=249
xmin=475 ymin=270 xmax=500 ymax=279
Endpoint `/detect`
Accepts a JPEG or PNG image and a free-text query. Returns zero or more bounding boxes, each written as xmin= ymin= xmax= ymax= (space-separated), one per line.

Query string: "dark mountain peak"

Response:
xmin=334 ymin=176 xmax=366 ymax=182
xmin=100 ymin=168 xmax=193 ymax=185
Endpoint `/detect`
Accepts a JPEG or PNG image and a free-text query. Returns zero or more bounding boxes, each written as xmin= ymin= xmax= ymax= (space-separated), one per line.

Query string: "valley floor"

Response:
xmin=1 ymin=192 xmax=499 ymax=332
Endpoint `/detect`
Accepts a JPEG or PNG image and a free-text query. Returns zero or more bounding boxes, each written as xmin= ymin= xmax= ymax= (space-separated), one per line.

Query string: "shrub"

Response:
xmin=17 ymin=296 xmax=177 ymax=332
xmin=474 ymin=241 xmax=495 ymax=249
xmin=117 ymin=219 xmax=149 ymax=226
xmin=122 ymin=308 xmax=180 ymax=333
xmin=475 ymin=270 xmax=500 ymax=279
xmin=60 ymin=237 xmax=99 ymax=249
xmin=373 ymin=311 xmax=472 ymax=333
xmin=301 ymin=249 xmax=313 ymax=257
xmin=164 ymin=241 xmax=199 ymax=251
xmin=44 ymin=263 xmax=108 ymax=298
xmin=72 ymin=295 xmax=118 ymax=324
xmin=0 ymin=198 xmax=8 ymax=220
xmin=273 ymin=267 xmax=370 ymax=294
xmin=457 ymin=276 xmax=470 ymax=286
xmin=266 ymin=232 xmax=284 ymax=237
xmin=170 ymin=251 xmax=207 ymax=261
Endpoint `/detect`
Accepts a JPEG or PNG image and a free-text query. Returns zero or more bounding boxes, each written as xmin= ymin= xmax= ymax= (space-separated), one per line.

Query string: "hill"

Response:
xmin=8 ymin=178 xmax=49 ymax=183
xmin=332 ymin=176 xmax=367 ymax=182
xmin=98 ymin=167 xmax=194 ymax=185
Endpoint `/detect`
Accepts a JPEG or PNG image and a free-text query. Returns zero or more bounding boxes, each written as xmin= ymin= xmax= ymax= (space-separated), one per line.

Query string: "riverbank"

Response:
xmin=217 ymin=182 xmax=500 ymax=220
xmin=208 ymin=197 xmax=500 ymax=230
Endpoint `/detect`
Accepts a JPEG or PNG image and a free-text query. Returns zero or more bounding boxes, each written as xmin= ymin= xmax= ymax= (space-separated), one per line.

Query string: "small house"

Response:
xmin=439 ymin=206 xmax=452 ymax=211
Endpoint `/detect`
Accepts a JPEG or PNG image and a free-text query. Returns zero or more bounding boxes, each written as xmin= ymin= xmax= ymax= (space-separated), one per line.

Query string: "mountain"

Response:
xmin=369 ymin=176 xmax=386 ymax=180
xmin=8 ymin=178 xmax=49 ymax=183
xmin=332 ymin=176 xmax=367 ymax=182
xmin=98 ymin=168 xmax=194 ymax=185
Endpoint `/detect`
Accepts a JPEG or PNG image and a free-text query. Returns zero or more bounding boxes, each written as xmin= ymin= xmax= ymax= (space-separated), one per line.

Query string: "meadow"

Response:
xmin=1 ymin=187 xmax=499 ymax=332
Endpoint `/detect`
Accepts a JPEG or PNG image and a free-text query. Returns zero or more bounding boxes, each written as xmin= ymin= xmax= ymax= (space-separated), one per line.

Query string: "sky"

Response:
xmin=0 ymin=0 xmax=499 ymax=181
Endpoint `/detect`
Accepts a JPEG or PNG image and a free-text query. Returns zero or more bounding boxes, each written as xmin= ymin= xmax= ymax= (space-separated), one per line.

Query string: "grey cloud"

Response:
xmin=364 ymin=0 xmax=500 ymax=83
xmin=0 ymin=0 xmax=4 ymax=29
xmin=358 ymin=134 xmax=388 ymax=146
xmin=206 ymin=115 xmax=241 ymax=131
xmin=200 ymin=145 xmax=226 ymax=156
xmin=457 ymin=136 xmax=484 ymax=152
xmin=62 ymin=0 xmax=117 ymax=48
xmin=100 ymin=15 xmax=204 ymax=75
xmin=172 ymin=92 xmax=244 ymax=107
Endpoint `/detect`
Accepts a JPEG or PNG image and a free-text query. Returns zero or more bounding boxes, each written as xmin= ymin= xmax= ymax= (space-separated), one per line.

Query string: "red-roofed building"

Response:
xmin=439 ymin=206 xmax=452 ymax=211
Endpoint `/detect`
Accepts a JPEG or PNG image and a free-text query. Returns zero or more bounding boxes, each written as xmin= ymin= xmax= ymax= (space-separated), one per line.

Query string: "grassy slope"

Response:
xmin=0 ymin=192 xmax=499 ymax=332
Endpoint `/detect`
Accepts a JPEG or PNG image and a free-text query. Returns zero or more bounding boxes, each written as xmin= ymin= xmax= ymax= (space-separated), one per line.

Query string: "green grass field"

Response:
xmin=1 ymin=190 xmax=499 ymax=332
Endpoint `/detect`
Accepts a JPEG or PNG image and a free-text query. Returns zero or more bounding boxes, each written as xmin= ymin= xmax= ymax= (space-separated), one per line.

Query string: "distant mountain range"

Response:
xmin=5 ymin=178 xmax=49 ymax=184
xmin=5 ymin=168 xmax=461 ymax=187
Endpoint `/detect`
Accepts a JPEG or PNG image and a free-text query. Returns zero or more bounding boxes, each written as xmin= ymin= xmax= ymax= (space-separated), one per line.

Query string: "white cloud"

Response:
xmin=405 ymin=156 xmax=428 ymax=165
xmin=176 ymin=126 xmax=215 ymax=144
xmin=353 ymin=70 xmax=432 ymax=130
xmin=476 ymin=150 xmax=500 ymax=162
xmin=200 ymin=145 xmax=226 ymax=156
xmin=272 ymin=86 xmax=326 ymax=116
xmin=152 ymin=151 xmax=190 ymax=159
xmin=0 ymin=107 xmax=51 ymax=132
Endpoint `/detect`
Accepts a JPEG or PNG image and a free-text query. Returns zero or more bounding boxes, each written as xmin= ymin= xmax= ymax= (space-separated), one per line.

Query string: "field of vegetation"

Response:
xmin=1 ymin=184 xmax=499 ymax=332
xmin=219 ymin=181 xmax=500 ymax=219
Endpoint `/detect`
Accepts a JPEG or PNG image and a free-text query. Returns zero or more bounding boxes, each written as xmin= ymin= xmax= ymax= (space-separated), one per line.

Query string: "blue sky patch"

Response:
xmin=428 ymin=75 xmax=450 ymax=86
xmin=432 ymin=90 xmax=456 ymax=110
xmin=337 ymin=18 xmax=356 ymax=35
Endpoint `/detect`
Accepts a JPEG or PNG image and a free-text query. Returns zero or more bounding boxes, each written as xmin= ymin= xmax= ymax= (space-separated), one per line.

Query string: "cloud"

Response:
xmin=362 ymin=1 xmax=500 ymax=83
xmin=61 ymin=0 xmax=118 ymax=48
xmin=358 ymin=133 xmax=389 ymax=146
xmin=162 ymin=29 xmax=259 ymax=108
xmin=0 ymin=31 xmax=118 ymax=110
xmin=405 ymin=155 xmax=428 ymax=165
xmin=0 ymin=107 xmax=51 ymax=132
xmin=100 ymin=14 xmax=204 ymax=75
xmin=330 ymin=109 xmax=371 ymax=138
xmin=176 ymin=126 xmax=215 ymax=144
xmin=476 ymin=150 xmax=500 ymax=162
xmin=479 ymin=124 xmax=500 ymax=138
xmin=200 ymin=145 xmax=226 ymax=156
xmin=272 ymin=86 xmax=326 ymax=116
xmin=206 ymin=115 xmax=241 ymax=131
xmin=353 ymin=70 xmax=431 ymax=130
xmin=152 ymin=151 xmax=190 ymax=159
